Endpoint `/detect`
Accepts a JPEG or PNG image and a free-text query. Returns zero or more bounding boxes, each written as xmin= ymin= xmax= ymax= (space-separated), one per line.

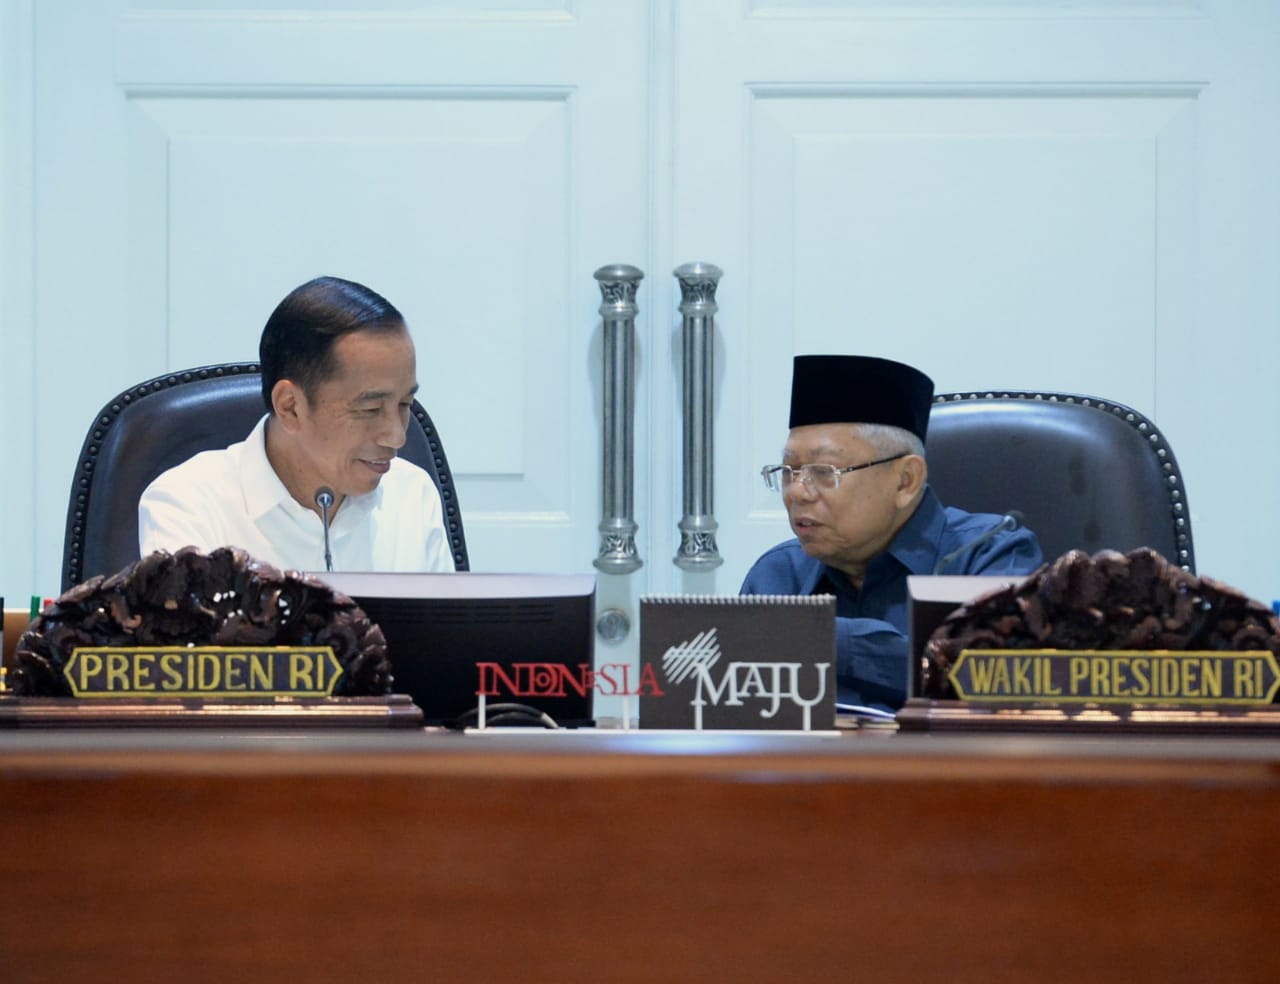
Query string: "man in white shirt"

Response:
xmin=139 ymin=276 xmax=455 ymax=573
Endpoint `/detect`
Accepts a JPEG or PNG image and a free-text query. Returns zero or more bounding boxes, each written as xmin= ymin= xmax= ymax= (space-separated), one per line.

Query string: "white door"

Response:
xmin=666 ymin=0 xmax=1280 ymax=606
xmin=12 ymin=2 xmax=653 ymax=599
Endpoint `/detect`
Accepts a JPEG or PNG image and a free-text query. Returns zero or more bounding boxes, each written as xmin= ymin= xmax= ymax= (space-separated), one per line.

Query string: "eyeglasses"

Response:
xmin=760 ymin=453 xmax=908 ymax=492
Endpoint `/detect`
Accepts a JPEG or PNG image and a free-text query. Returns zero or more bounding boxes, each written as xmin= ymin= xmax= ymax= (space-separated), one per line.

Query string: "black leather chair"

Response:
xmin=925 ymin=392 xmax=1194 ymax=571
xmin=62 ymin=363 xmax=469 ymax=591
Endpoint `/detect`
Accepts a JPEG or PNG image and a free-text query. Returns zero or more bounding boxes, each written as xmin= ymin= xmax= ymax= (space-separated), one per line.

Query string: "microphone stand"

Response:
xmin=933 ymin=510 xmax=1024 ymax=575
xmin=315 ymin=487 xmax=335 ymax=572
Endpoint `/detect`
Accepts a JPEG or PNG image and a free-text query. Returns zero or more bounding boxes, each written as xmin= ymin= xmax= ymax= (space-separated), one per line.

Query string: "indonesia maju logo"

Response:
xmin=660 ymin=626 xmax=830 ymax=730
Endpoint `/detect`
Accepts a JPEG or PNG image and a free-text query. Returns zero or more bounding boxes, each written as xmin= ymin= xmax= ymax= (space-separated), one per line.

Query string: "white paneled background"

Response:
xmin=2 ymin=1 xmax=1279 ymax=702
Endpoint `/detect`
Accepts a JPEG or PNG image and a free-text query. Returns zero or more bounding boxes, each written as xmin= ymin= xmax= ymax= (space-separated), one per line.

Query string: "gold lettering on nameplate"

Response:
xmin=63 ymin=647 xmax=343 ymax=698
xmin=949 ymin=650 xmax=1280 ymax=706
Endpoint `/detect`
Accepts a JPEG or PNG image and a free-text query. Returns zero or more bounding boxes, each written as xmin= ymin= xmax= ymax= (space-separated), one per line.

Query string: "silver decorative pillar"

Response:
xmin=673 ymin=262 xmax=724 ymax=571
xmin=593 ymin=264 xmax=644 ymax=574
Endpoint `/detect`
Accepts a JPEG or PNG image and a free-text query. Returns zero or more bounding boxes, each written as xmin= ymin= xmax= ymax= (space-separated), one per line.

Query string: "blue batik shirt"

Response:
xmin=739 ymin=486 xmax=1044 ymax=711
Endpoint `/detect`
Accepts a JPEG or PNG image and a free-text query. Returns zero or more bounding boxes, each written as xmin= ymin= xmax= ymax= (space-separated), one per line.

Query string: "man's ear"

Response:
xmin=895 ymin=454 xmax=927 ymax=507
xmin=271 ymin=379 xmax=306 ymax=433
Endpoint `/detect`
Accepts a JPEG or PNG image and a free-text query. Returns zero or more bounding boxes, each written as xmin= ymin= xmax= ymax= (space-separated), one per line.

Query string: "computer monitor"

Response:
xmin=906 ymin=574 xmax=1026 ymax=697
xmin=317 ymin=572 xmax=597 ymax=726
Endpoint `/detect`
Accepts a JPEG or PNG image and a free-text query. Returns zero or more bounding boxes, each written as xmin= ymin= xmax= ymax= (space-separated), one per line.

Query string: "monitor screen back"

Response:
xmin=316 ymin=572 xmax=596 ymax=726
xmin=906 ymin=574 xmax=1025 ymax=696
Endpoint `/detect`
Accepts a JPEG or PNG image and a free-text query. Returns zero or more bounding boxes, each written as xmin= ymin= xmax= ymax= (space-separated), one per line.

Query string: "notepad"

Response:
xmin=638 ymin=595 xmax=836 ymax=731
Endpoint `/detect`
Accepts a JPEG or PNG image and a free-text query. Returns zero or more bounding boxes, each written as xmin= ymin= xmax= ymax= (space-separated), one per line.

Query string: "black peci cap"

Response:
xmin=788 ymin=355 xmax=935 ymax=441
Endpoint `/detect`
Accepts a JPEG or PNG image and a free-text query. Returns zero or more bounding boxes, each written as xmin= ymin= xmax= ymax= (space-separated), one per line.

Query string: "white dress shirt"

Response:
xmin=138 ymin=415 xmax=455 ymax=573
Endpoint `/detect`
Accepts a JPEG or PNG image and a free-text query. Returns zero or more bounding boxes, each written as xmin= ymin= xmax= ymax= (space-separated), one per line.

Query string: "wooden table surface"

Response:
xmin=2 ymin=728 xmax=1277 ymax=983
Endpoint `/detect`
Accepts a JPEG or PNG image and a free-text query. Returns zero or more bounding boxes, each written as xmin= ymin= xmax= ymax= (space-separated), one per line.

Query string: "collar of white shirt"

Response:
xmin=238 ymin=415 xmax=381 ymax=535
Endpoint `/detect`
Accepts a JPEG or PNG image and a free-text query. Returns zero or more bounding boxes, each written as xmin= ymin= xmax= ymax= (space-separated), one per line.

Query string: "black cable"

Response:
xmin=445 ymin=702 xmax=560 ymax=730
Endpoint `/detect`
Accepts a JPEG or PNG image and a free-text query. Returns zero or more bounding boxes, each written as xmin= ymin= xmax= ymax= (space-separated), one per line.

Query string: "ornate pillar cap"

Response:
xmin=594 ymin=263 xmax=645 ymax=283
xmin=673 ymin=261 xmax=723 ymax=281
xmin=674 ymin=263 xmax=723 ymax=312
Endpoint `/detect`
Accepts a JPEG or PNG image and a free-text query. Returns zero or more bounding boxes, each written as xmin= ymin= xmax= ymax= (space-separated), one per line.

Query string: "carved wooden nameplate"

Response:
xmin=0 ymin=646 xmax=423 ymax=728
xmin=900 ymin=648 xmax=1280 ymax=734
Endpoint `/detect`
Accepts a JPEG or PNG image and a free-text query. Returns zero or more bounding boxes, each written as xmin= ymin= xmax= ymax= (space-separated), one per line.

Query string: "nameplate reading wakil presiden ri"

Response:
xmin=948 ymin=649 xmax=1280 ymax=706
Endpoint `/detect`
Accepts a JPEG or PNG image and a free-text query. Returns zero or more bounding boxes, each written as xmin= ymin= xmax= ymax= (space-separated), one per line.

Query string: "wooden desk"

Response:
xmin=2 ymin=729 xmax=1277 ymax=983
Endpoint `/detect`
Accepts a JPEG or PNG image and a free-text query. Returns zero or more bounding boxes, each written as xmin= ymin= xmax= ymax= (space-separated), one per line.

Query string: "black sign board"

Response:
xmin=639 ymin=595 xmax=836 ymax=731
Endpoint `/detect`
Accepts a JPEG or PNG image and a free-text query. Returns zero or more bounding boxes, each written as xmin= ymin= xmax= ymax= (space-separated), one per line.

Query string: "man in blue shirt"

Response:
xmin=741 ymin=355 xmax=1043 ymax=711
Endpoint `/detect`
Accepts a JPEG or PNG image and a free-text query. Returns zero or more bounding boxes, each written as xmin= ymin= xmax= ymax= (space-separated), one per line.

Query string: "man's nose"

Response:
xmin=783 ymin=477 xmax=819 ymax=504
xmin=379 ymin=415 xmax=408 ymax=451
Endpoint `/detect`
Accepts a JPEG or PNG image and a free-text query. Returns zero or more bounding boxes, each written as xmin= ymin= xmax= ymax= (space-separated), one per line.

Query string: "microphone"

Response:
xmin=933 ymin=510 xmax=1024 ymax=575
xmin=314 ymin=486 xmax=335 ymax=573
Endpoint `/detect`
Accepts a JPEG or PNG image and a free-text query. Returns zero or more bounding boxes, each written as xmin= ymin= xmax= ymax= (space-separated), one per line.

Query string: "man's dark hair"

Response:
xmin=259 ymin=276 xmax=406 ymax=412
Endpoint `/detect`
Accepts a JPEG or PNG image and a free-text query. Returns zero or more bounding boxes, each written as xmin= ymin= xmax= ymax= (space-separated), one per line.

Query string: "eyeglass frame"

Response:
xmin=760 ymin=452 xmax=910 ymax=492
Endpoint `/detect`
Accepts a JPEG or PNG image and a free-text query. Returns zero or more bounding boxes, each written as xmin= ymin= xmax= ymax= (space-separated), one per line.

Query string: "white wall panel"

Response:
xmin=750 ymin=87 xmax=1198 ymax=393
xmin=736 ymin=86 xmax=1199 ymax=574
xmin=134 ymin=91 xmax=570 ymax=490
xmin=750 ymin=0 xmax=1201 ymax=13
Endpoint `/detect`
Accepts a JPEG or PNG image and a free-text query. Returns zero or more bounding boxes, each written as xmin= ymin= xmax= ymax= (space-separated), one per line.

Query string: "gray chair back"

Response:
xmin=62 ymin=363 xmax=468 ymax=591
xmin=925 ymin=392 xmax=1194 ymax=571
